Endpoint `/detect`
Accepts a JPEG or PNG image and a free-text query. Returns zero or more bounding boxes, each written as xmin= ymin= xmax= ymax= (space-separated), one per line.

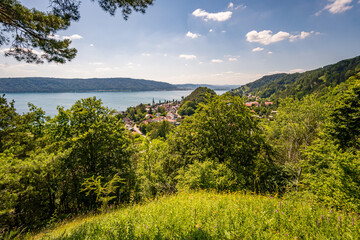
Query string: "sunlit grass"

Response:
xmin=32 ymin=190 xmax=360 ymax=239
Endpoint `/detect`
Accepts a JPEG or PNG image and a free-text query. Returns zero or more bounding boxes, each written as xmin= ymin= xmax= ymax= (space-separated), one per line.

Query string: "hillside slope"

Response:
xmin=231 ymin=55 xmax=360 ymax=99
xmin=32 ymin=191 xmax=359 ymax=240
xmin=0 ymin=77 xmax=179 ymax=93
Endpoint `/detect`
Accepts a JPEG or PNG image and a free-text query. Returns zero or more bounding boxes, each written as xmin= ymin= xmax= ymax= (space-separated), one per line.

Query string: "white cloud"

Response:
xmin=48 ymin=34 xmax=61 ymax=40
xmin=289 ymin=31 xmax=315 ymax=42
xmin=192 ymin=8 xmax=232 ymax=22
xmin=90 ymin=44 xmax=94 ymax=47
xmin=324 ymin=0 xmax=353 ymax=14
xmin=48 ymin=34 xmax=83 ymax=41
xmin=247 ymin=30 xmax=316 ymax=45
xmin=252 ymin=47 xmax=264 ymax=52
xmin=221 ymin=30 xmax=227 ymax=33
xmin=209 ymin=29 xmax=214 ymax=33
xmin=316 ymin=0 xmax=353 ymax=15
xmin=228 ymin=2 xmax=234 ymax=9
xmin=268 ymin=51 xmax=273 ymax=55
xmin=211 ymin=59 xmax=224 ymax=63
xmin=63 ymin=34 xmax=83 ymax=40
xmin=179 ymin=54 xmax=197 ymax=60
xmin=246 ymin=30 xmax=290 ymax=45
xmin=228 ymin=57 xmax=238 ymax=61
xmin=186 ymin=31 xmax=200 ymax=39
xmin=142 ymin=53 xmax=151 ymax=57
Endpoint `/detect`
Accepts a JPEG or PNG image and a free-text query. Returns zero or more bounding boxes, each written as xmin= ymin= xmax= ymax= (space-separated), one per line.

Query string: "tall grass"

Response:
xmin=33 ymin=190 xmax=359 ymax=239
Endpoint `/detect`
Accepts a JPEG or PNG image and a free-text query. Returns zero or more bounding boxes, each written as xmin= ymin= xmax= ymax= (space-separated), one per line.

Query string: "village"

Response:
xmin=118 ymin=93 xmax=279 ymax=136
xmin=119 ymin=100 xmax=182 ymax=134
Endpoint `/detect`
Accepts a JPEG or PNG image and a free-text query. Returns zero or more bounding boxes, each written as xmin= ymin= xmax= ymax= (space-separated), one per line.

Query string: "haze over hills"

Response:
xmin=0 ymin=77 xmax=240 ymax=93
xmin=231 ymin=55 xmax=360 ymax=99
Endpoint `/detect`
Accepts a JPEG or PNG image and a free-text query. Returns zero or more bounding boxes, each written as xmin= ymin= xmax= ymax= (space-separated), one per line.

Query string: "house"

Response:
xmin=142 ymin=119 xmax=152 ymax=125
xmin=145 ymin=114 xmax=153 ymax=119
xmin=265 ymin=102 xmax=273 ymax=106
xmin=245 ymin=102 xmax=260 ymax=107
xmin=152 ymin=116 xmax=165 ymax=122
xmin=166 ymin=112 xmax=177 ymax=120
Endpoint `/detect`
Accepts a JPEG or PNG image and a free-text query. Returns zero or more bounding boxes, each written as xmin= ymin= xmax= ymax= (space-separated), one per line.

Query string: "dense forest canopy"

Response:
xmin=231 ymin=55 xmax=360 ymax=100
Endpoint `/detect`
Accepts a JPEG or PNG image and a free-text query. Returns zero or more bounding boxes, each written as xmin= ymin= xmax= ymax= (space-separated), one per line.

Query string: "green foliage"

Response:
xmin=169 ymin=94 xmax=274 ymax=192
xmin=141 ymin=121 xmax=174 ymax=140
xmin=299 ymin=72 xmax=360 ymax=211
xmin=176 ymin=161 xmax=239 ymax=191
xmin=35 ymin=191 xmax=360 ymax=239
xmin=330 ymin=72 xmax=360 ymax=150
xmin=0 ymin=96 xmax=134 ymax=234
xmin=263 ymin=95 xmax=328 ymax=188
xmin=81 ymin=174 xmax=124 ymax=210
xmin=178 ymin=87 xmax=216 ymax=116
xmin=232 ymin=55 xmax=360 ymax=100
xmin=0 ymin=0 xmax=153 ymax=63
xmin=2 ymin=70 xmax=360 ymax=237
xmin=302 ymin=139 xmax=360 ymax=212
xmin=137 ymin=139 xmax=177 ymax=198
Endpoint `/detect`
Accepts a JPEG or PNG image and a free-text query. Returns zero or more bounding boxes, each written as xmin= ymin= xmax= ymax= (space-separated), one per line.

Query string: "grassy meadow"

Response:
xmin=31 ymin=191 xmax=360 ymax=240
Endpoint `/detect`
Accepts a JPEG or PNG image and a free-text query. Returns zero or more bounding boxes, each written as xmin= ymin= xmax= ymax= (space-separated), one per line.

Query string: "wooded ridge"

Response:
xmin=231 ymin=55 xmax=360 ymax=99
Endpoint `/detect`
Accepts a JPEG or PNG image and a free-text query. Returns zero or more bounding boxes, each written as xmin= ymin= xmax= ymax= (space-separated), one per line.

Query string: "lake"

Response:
xmin=4 ymin=90 xmax=227 ymax=116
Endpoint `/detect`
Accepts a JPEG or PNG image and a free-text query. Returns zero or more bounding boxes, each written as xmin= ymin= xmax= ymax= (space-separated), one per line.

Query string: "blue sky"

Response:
xmin=0 ymin=0 xmax=360 ymax=85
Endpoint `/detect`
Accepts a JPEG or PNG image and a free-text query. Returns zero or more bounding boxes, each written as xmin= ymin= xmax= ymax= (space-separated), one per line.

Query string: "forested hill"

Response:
xmin=231 ymin=55 xmax=360 ymax=99
xmin=0 ymin=77 xmax=180 ymax=93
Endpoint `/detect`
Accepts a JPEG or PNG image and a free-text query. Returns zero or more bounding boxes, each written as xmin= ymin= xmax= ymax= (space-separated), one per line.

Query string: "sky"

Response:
xmin=0 ymin=0 xmax=360 ymax=85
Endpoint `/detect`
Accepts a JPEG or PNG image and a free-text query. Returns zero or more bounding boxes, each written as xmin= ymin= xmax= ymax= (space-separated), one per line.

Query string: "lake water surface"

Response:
xmin=4 ymin=90 xmax=227 ymax=116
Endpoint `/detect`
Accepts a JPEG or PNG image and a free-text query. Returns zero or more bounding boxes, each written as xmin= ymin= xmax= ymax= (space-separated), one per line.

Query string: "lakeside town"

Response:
xmin=118 ymin=90 xmax=278 ymax=136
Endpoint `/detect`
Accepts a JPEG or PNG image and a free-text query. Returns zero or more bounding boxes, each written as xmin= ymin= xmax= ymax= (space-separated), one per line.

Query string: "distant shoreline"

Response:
xmin=0 ymin=77 xmax=239 ymax=93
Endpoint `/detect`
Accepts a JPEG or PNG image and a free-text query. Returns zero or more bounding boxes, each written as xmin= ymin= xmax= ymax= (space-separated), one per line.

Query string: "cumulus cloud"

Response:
xmin=246 ymin=30 xmax=290 ymax=45
xmin=209 ymin=29 xmax=214 ymax=33
xmin=63 ymin=34 xmax=83 ymax=40
xmin=186 ymin=31 xmax=200 ymax=39
xmin=316 ymin=0 xmax=353 ymax=15
xmin=252 ymin=47 xmax=264 ymax=52
xmin=142 ymin=53 xmax=151 ymax=57
xmin=90 ymin=44 xmax=94 ymax=47
xmin=192 ymin=8 xmax=232 ymax=22
xmin=211 ymin=59 xmax=224 ymax=63
xmin=289 ymin=31 xmax=315 ymax=42
xmin=247 ymin=30 xmax=315 ymax=45
xmin=179 ymin=54 xmax=197 ymax=60
xmin=268 ymin=51 xmax=273 ymax=55
xmin=228 ymin=57 xmax=238 ymax=61
xmin=49 ymin=34 xmax=83 ymax=40
xmin=228 ymin=2 xmax=234 ymax=9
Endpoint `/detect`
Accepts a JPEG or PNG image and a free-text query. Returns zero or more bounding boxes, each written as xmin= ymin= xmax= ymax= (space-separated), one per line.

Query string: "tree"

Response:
xmin=330 ymin=72 xmax=360 ymax=150
xmin=168 ymin=94 xmax=274 ymax=192
xmin=0 ymin=0 xmax=153 ymax=63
